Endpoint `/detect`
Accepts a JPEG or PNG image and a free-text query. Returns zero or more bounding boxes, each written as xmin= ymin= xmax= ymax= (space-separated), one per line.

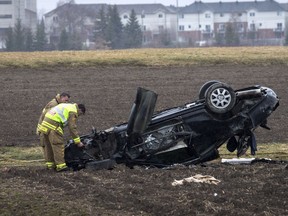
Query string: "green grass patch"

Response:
xmin=1 ymin=47 xmax=288 ymax=68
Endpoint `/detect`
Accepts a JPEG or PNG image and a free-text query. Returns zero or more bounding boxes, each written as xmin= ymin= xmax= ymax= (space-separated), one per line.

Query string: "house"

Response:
xmin=177 ymin=0 xmax=287 ymax=46
xmin=0 ymin=0 xmax=37 ymax=49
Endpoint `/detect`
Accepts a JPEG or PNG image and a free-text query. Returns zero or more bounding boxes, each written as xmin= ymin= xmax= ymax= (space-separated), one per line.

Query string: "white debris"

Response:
xmin=221 ymin=158 xmax=255 ymax=164
xmin=172 ymin=174 xmax=221 ymax=186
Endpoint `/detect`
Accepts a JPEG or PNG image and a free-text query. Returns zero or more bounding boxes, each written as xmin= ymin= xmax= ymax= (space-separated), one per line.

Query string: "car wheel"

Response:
xmin=205 ymin=83 xmax=236 ymax=114
xmin=199 ymin=80 xmax=220 ymax=99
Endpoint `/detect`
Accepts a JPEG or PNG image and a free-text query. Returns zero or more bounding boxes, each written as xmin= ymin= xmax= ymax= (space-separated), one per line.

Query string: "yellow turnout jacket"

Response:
xmin=38 ymin=103 xmax=81 ymax=144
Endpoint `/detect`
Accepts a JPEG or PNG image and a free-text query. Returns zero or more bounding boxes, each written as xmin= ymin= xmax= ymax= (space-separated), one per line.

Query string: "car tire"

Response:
xmin=199 ymin=80 xmax=220 ymax=99
xmin=205 ymin=83 xmax=236 ymax=114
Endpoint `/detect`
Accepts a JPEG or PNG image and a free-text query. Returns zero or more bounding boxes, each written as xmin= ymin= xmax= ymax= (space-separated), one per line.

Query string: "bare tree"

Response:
xmin=57 ymin=0 xmax=75 ymax=7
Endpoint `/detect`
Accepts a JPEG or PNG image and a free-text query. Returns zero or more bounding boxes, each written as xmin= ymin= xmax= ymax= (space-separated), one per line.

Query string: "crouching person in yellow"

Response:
xmin=38 ymin=103 xmax=86 ymax=172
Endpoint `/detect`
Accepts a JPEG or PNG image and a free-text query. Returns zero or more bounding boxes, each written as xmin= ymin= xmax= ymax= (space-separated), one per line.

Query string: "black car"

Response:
xmin=65 ymin=80 xmax=279 ymax=170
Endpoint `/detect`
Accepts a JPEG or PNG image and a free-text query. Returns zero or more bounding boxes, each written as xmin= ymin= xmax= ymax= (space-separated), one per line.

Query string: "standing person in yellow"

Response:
xmin=36 ymin=92 xmax=71 ymax=135
xmin=38 ymin=103 xmax=86 ymax=172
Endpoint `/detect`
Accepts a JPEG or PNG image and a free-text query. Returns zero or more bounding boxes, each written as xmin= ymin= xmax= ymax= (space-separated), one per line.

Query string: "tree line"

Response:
xmin=5 ymin=5 xmax=143 ymax=51
xmin=5 ymin=19 xmax=47 ymax=51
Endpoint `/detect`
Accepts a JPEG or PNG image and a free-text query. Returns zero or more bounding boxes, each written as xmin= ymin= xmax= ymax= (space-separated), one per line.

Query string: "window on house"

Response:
xmin=179 ymin=25 xmax=184 ymax=31
xmin=205 ymin=25 xmax=211 ymax=32
xmin=220 ymin=13 xmax=224 ymax=17
xmin=158 ymin=14 xmax=163 ymax=18
xmin=277 ymin=11 xmax=281 ymax=16
xmin=123 ymin=15 xmax=128 ymax=19
xmin=205 ymin=13 xmax=211 ymax=18
xmin=53 ymin=16 xmax=58 ymax=23
xmin=219 ymin=24 xmax=225 ymax=31
xmin=249 ymin=12 xmax=255 ymax=17
xmin=188 ymin=25 xmax=191 ymax=29
xmin=238 ymin=13 xmax=242 ymax=16
xmin=237 ymin=23 xmax=243 ymax=31
xmin=180 ymin=14 xmax=184 ymax=19
xmin=277 ymin=23 xmax=282 ymax=30
xmin=158 ymin=25 xmax=164 ymax=31
xmin=0 ymin=14 xmax=12 ymax=18
xmin=141 ymin=14 xmax=145 ymax=18
xmin=142 ymin=25 xmax=146 ymax=31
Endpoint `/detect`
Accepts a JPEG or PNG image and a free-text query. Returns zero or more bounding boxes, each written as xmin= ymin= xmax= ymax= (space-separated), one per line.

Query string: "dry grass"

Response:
xmin=0 ymin=146 xmax=43 ymax=166
xmin=1 ymin=47 xmax=288 ymax=68
xmin=1 ymin=143 xmax=287 ymax=167
xmin=219 ymin=143 xmax=288 ymax=160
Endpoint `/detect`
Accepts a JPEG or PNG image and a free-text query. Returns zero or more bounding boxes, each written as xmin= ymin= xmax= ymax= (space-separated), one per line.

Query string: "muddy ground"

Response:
xmin=0 ymin=65 xmax=287 ymax=215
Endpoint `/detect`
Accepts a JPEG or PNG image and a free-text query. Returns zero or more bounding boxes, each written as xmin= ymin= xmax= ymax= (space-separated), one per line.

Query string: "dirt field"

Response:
xmin=0 ymin=65 xmax=288 ymax=215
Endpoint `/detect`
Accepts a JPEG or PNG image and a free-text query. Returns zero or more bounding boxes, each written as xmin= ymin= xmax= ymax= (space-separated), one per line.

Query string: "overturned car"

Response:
xmin=65 ymin=81 xmax=279 ymax=170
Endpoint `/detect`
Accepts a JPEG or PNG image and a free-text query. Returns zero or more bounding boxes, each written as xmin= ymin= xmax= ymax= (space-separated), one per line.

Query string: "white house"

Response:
xmin=178 ymin=0 xmax=287 ymax=45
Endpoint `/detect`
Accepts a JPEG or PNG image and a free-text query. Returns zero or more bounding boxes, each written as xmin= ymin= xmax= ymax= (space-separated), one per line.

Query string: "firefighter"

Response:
xmin=38 ymin=103 xmax=86 ymax=172
xmin=36 ymin=92 xmax=71 ymax=135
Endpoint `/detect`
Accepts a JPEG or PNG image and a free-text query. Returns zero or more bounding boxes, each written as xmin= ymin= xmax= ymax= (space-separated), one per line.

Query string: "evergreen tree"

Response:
xmin=94 ymin=5 xmax=107 ymax=40
xmin=14 ymin=19 xmax=25 ymax=51
xmin=25 ymin=28 xmax=34 ymax=51
xmin=5 ymin=27 xmax=14 ymax=51
xmin=123 ymin=9 xmax=142 ymax=48
xmin=58 ymin=29 xmax=70 ymax=50
xmin=34 ymin=18 xmax=47 ymax=51
xmin=106 ymin=5 xmax=123 ymax=49
xmin=93 ymin=5 xmax=109 ymax=49
xmin=69 ymin=32 xmax=82 ymax=50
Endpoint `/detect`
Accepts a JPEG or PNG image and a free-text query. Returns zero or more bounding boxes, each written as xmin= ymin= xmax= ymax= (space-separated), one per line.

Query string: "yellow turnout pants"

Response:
xmin=41 ymin=129 xmax=67 ymax=170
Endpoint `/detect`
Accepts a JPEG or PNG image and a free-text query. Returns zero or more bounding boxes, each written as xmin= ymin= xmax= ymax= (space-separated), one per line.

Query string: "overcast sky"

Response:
xmin=37 ymin=0 xmax=288 ymax=14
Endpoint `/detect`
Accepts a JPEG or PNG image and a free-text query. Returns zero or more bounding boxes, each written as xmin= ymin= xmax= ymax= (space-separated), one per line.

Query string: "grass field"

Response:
xmin=1 ymin=46 xmax=288 ymax=68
